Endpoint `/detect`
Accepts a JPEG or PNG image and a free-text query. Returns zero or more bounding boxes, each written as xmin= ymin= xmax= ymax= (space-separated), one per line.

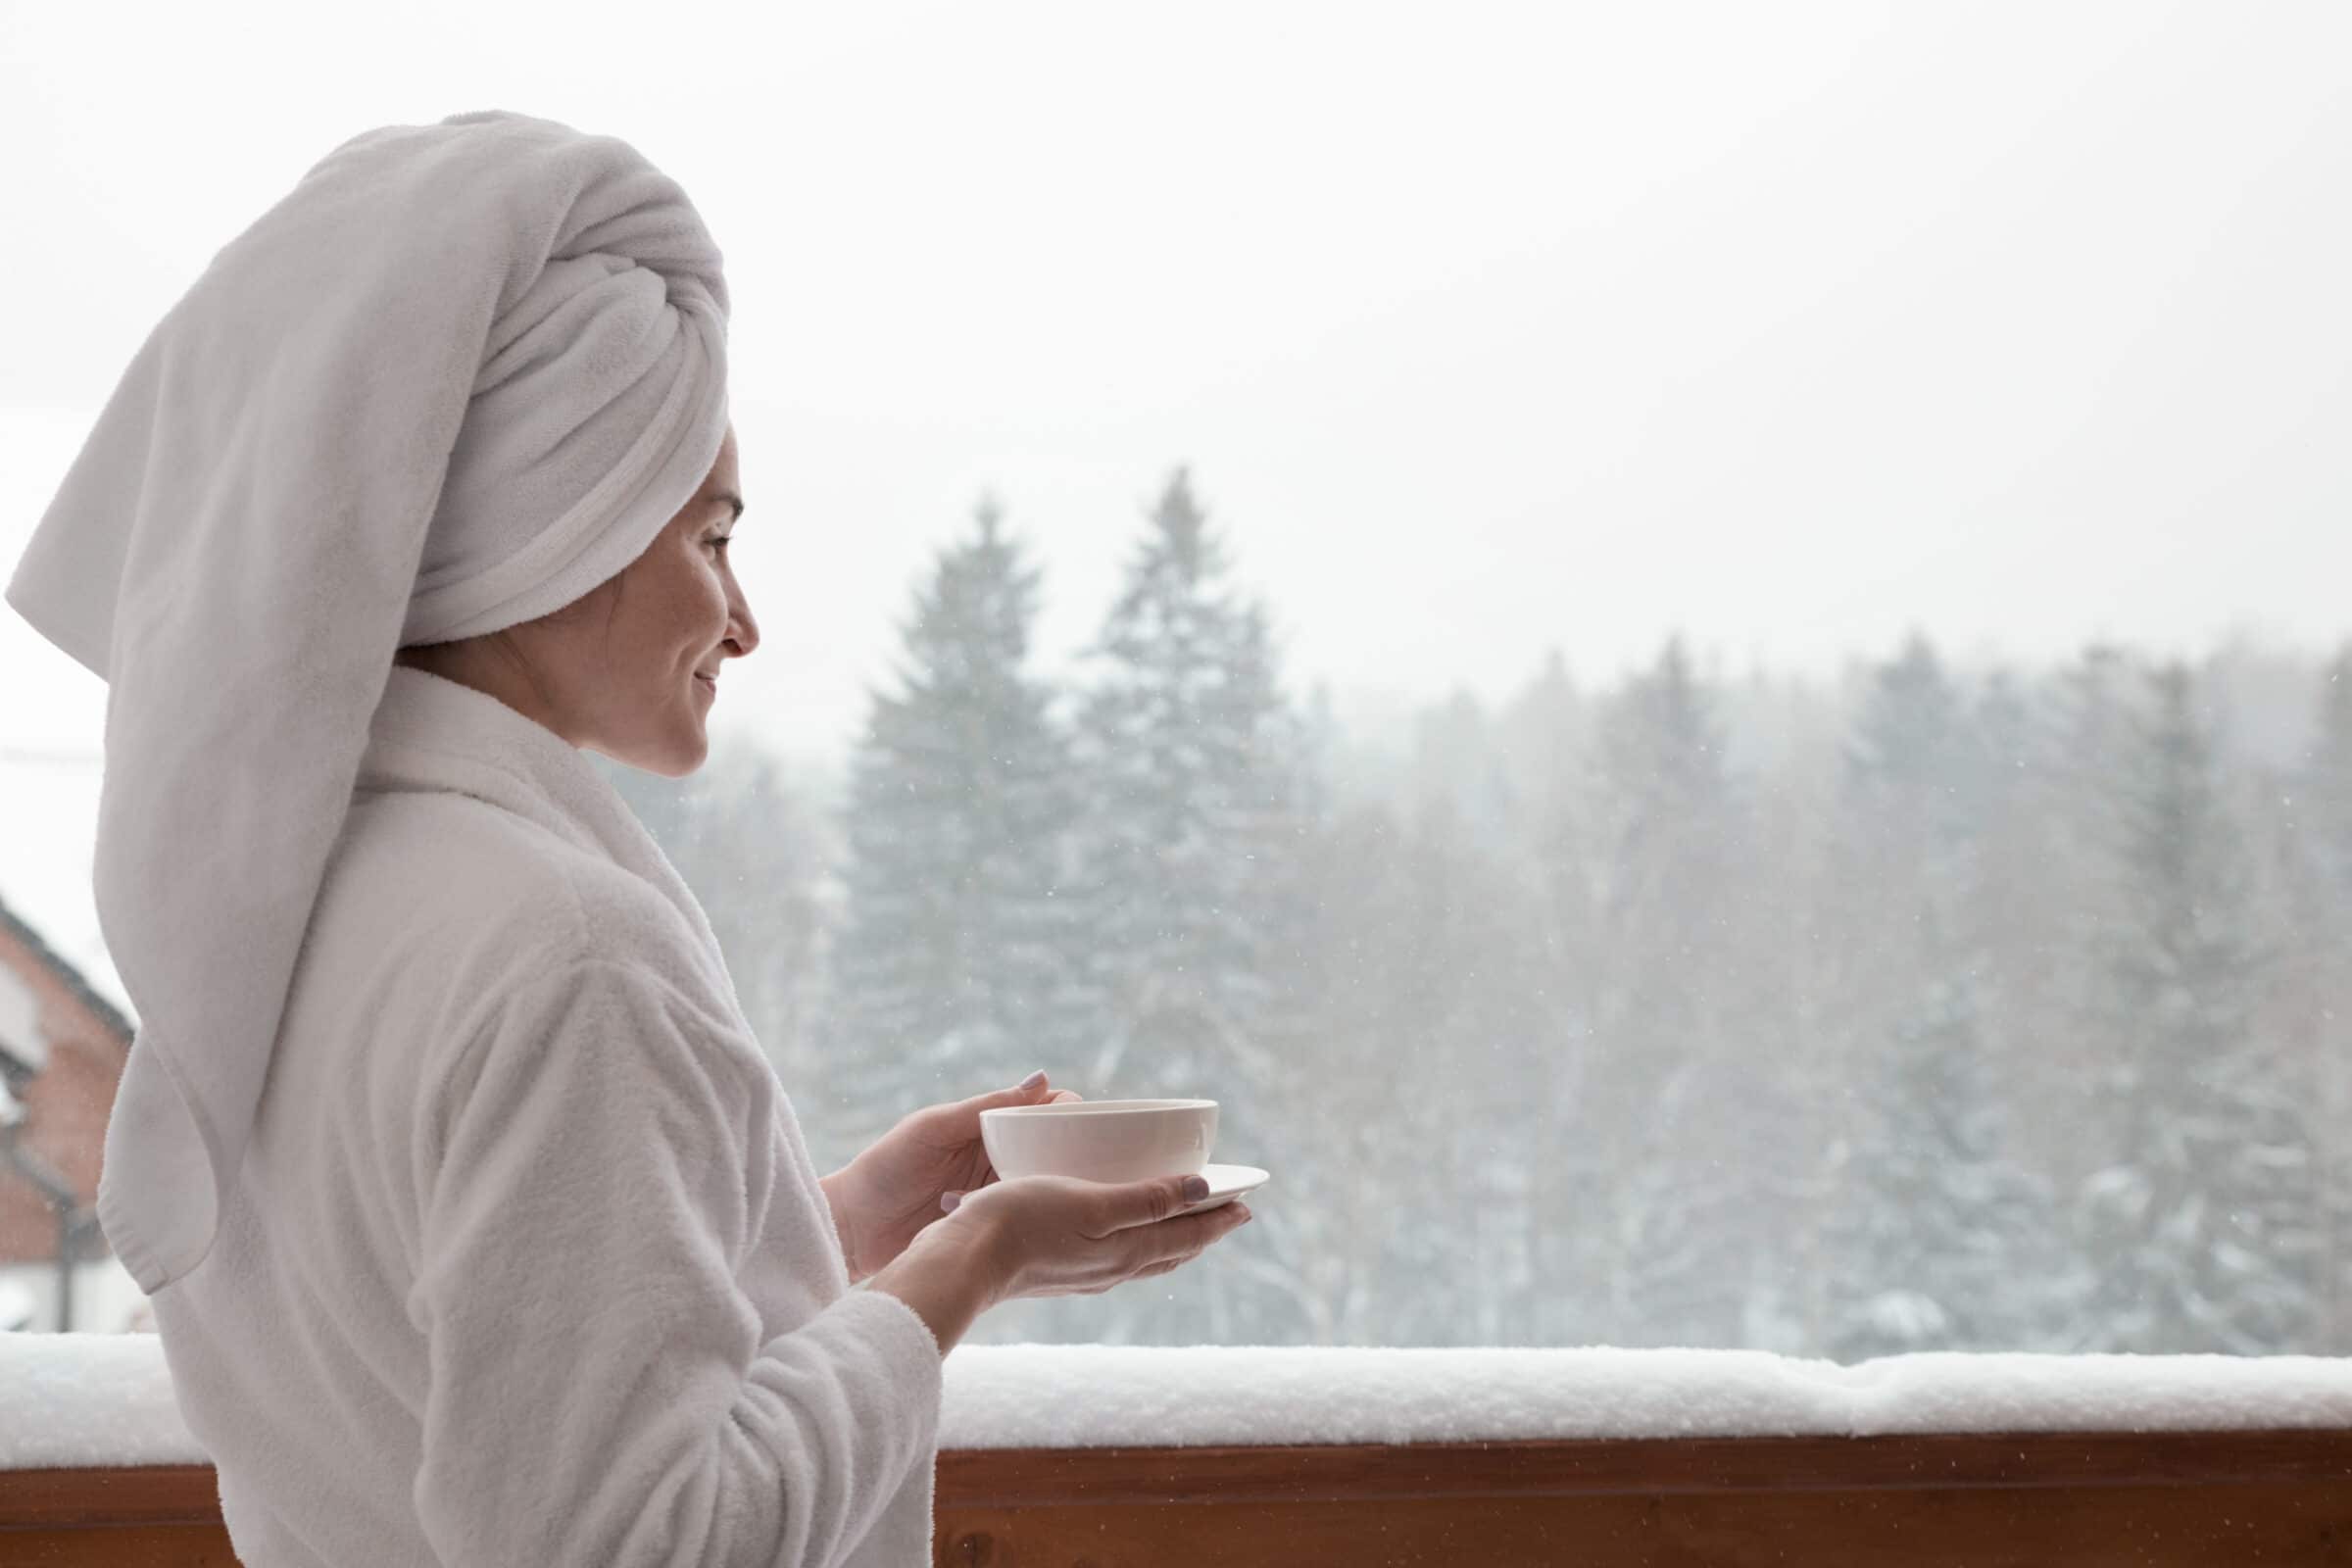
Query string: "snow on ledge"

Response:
xmin=6 ymin=1333 xmax=2351 ymax=1470
xmin=937 ymin=1345 xmax=2352 ymax=1449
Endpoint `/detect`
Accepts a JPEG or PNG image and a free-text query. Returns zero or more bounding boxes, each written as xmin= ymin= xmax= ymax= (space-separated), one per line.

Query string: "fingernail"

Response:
xmin=1180 ymin=1176 xmax=1210 ymax=1201
xmin=940 ymin=1192 xmax=962 ymax=1213
xmin=1019 ymin=1069 xmax=1047 ymax=1090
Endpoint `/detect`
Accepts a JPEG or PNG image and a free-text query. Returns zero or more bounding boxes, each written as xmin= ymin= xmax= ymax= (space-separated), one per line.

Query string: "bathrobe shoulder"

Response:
xmin=147 ymin=667 xmax=942 ymax=1568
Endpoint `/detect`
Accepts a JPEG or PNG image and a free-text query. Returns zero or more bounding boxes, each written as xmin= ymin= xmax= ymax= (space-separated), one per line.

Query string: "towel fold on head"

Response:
xmin=4 ymin=108 xmax=732 ymax=1294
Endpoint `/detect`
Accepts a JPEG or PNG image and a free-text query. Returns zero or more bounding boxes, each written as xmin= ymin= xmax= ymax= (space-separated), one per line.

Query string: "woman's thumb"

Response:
xmin=1106 ymin=1172 xmax=1213 ymax=1231
xmin=968 ymin=1067 xmax=1054 ymax=1114
xmin=970 ymin=1069 xmax=1052 ymax=1109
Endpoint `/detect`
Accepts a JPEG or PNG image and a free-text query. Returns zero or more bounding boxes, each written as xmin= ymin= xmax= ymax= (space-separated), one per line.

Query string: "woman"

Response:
xmin=5 ymin=112 xmax=1247 ymax=1567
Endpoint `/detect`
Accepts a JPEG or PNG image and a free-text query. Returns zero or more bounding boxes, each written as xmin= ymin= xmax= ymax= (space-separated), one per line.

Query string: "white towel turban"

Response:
xmin=4 ymin=109 xmax=732 ymax=1294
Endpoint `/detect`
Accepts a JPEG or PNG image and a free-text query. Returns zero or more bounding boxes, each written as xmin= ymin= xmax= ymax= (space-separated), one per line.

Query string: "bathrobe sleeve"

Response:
xmin=406 ymin=954 xmax=943 ymax=1568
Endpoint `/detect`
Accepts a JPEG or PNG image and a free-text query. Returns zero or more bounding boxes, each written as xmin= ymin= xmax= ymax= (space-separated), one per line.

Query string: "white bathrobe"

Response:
xmin=148 ymin=664 xmax=942 ymax=1567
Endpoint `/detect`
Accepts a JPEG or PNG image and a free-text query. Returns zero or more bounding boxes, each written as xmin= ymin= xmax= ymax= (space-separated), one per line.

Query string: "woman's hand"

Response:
xmin=867 ymin=1171 xmax=1253 ymax=1354
xmin=946 ymin=1173 xmax=1253 ymax=1305
xmin=822 ymin=1071 xmax=1080 ymax=1282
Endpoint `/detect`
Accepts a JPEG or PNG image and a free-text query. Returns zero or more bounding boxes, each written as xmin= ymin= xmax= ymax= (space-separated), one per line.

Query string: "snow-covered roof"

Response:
xmin=0 ymin=891 xmax=134 ymax=1054
xmin=5 ymin=1333 xmax=2350 ymax=1469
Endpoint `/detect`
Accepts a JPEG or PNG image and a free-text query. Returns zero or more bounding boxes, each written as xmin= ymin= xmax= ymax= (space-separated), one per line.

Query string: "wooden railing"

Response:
xmin=5 ymin=1428 xmax=2350 ymax=1565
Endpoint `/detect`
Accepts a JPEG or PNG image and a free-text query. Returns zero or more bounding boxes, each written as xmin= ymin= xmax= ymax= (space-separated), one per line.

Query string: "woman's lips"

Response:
xmin=694 ymin=673 xmax=717 ymax=698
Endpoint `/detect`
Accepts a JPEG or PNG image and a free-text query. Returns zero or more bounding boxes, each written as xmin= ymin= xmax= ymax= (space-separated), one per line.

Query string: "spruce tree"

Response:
xmin=1579 ymin=638 xmax=1785 ymax=1346
xmin=2042 ymin=643 xmax=2139 ymax=1120
xmin=1821 ymin=638 xmax=2077 ymax=1357
xmin=1244 ymin=798 xmax=1468 ymax=1344
xmin=2304 ymin=648 xmax=2352 ymax=1346
xmin=1071 ymin=467 xmax=1300 ymax=1100
xmin=1504 ymin=649 xmax=1605 ymax=1343
xmin=1067 ymin=467 xmax=1308 ymax=1345
xmin=2080 ymin=661 xmax=2322 ymax=1351
xmin=1396 ymin=794 xmax=1554 ymax=1345
xmin=1964 ymin=669 xmax=2076 ymax=1196
xmin=833 ymin=497 xmax=1081 ymax=1138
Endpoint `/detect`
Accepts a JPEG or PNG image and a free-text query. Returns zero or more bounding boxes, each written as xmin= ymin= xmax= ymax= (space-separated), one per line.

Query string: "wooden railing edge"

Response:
xmin=0 ymin=1463 xmax=220 ymax=1529
xmin=6 ymin=1427 xmax=2351 ymax=1529
xmin=937 ymin=1427 xmax=2352 ymax=1504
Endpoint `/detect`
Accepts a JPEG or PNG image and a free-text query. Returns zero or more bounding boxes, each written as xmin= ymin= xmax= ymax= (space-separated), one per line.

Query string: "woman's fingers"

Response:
xmin=963 ymin=1175 xmax=1252 ymax=1303
xmin=1123 ymin=1201 xmax=1251 ymax=1272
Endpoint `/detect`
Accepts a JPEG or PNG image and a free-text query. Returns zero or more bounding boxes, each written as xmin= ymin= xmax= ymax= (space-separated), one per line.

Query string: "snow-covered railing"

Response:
xmin=7 ymin=1337 xmax=2352 ymax=1564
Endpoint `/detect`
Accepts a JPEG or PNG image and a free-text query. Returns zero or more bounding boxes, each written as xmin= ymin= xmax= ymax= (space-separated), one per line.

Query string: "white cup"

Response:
xmin=979 ymin=1098 xmax=1219 ymax=1185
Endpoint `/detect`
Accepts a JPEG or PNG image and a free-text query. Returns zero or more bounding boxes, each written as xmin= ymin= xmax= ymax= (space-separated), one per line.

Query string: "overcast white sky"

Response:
xmin=4 ymin=0 xmax=2350 ymax=1005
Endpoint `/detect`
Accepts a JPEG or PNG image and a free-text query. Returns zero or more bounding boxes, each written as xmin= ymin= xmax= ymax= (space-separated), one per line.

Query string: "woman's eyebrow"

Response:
xmin=710 ymin=490 xmax=745 ymax=523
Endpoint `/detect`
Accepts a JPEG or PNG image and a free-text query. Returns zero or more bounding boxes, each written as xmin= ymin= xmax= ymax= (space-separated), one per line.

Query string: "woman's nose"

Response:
xmin=727 ymin=590 xmax=760 ymax=659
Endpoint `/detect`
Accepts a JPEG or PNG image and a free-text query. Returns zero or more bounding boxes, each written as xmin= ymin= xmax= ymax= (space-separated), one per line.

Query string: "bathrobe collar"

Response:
xmin=356 ymin=663 xmax=725 ymax=972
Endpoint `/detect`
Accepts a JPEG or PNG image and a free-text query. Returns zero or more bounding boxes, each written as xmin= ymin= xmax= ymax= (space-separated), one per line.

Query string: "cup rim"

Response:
xmin=980 ymin=1098 xmax=1217 ymax=1118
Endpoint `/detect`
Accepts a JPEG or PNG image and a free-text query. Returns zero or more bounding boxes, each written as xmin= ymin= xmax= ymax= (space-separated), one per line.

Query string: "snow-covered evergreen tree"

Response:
xmin=2302 ymin=648 xmax=2352 ymax=1346
xmin=1407 ymin=690 xmax=1523 ymax=857
xmin=832 ymin=497 xmax=1083 ymax=1140
xmin=1236 ymin=797 xmax=1519 ymax=1346
xmin=1961 ymin=671 xmax=2077 ymax=1195
xmin=1821 ymin=637 xmax=2077 ymax=1357
xmin=1215 ymin=800 xmax=1394 ymax=1344
xmin=1071 ymin=467 xmax=1302 ymax=1100
xmin=2041 ymin=641 xmax=2140 ymax=1126
xmin=1573 ymin=638 xmax=1792 ymax=1346
xmin=1496 ymin=650 xmax=1607 ymax=1343
xmin=1065 ymin=468 xmax=1311 ymax=1344
xmin=2079 ymin=662 xmax=2322 ymax=1352
xmin=1389 ymin=795 xmax=1553 ymax=1345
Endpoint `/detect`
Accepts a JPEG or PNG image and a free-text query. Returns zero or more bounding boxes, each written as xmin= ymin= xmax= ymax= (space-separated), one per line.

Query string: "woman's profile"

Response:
xmin=4 ymin=109 xmax=1247 ymax=1567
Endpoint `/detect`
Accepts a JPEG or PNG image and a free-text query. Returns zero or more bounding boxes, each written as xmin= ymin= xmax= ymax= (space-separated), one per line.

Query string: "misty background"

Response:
xmin=3 ymin=0 xmax=2349 ymax=1351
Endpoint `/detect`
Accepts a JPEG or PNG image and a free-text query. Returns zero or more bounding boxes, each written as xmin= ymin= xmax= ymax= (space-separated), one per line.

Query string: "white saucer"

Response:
xmin=1180 ymin=1162 xmax=1269 ymax=1213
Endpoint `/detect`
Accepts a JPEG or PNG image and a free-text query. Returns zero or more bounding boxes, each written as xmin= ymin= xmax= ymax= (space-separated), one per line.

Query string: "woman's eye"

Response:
xmin=709 ymin=535 xmax=732 ymax=552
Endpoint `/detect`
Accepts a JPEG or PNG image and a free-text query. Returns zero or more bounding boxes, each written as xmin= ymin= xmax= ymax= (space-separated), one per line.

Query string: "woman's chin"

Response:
xmin=659 ymin=722 xmax=710 ymax=777
xmin=609 ymin=714 xmax=709 ymax=778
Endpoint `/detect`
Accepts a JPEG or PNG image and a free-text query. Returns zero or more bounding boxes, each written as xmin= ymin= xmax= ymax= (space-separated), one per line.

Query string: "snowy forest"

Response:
xmin=600 ymin=469 xmax=2352 ymax=1359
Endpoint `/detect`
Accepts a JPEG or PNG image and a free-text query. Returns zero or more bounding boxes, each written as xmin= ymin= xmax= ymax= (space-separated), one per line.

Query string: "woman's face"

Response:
xmin=434 ymin=424 xmax=759 ymax=777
